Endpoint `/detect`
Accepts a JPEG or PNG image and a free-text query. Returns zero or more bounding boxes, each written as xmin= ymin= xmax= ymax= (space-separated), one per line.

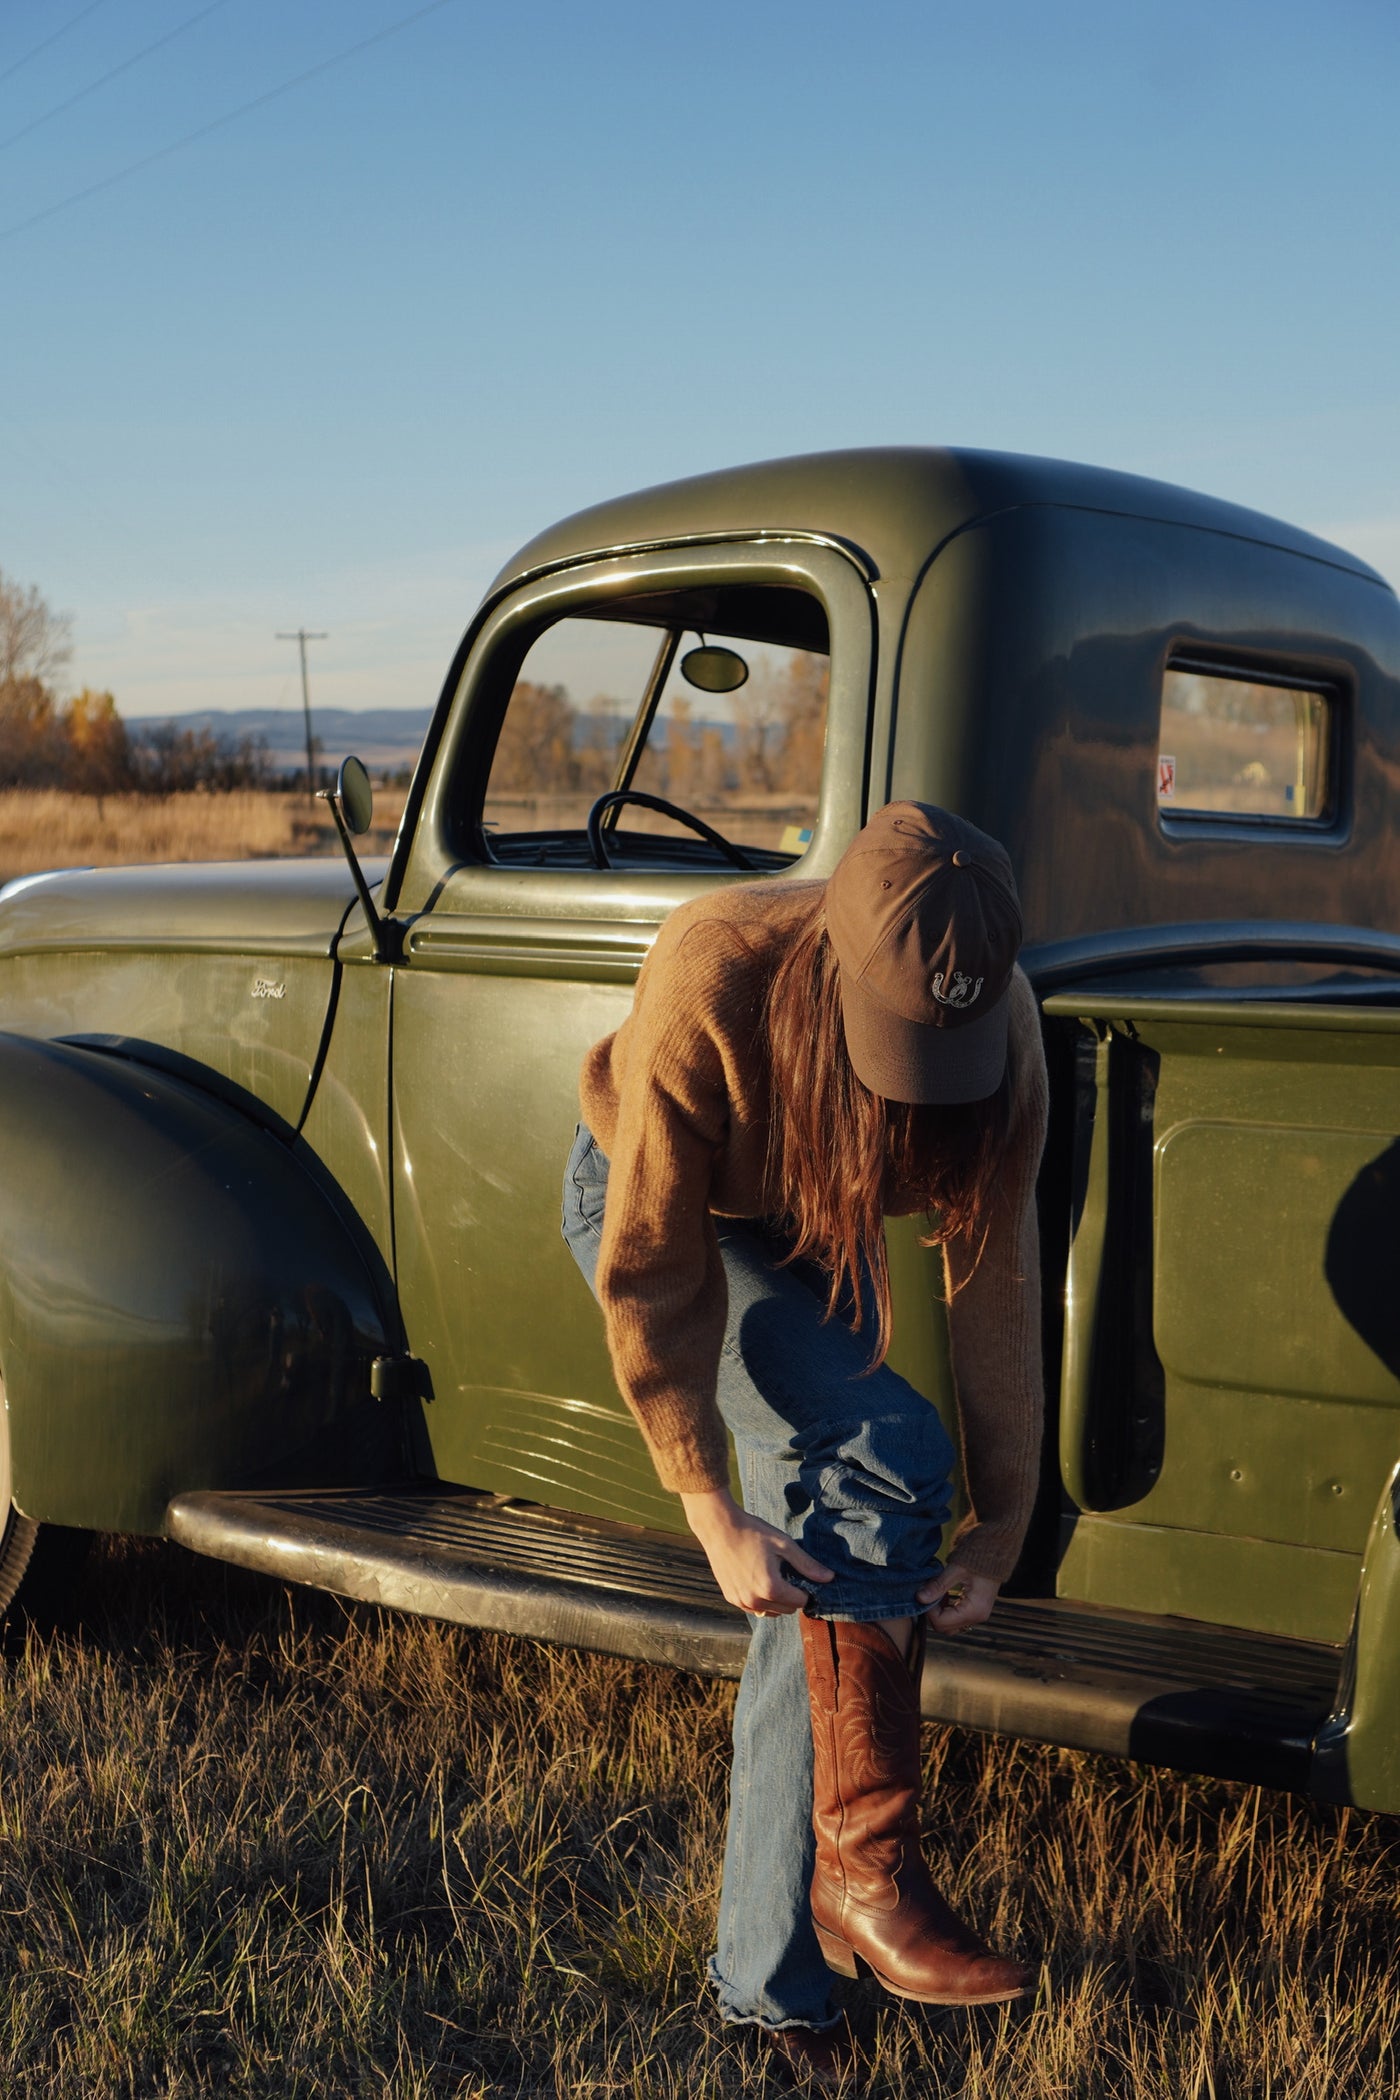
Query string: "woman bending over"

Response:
xmin=561 ymin=801 xmax=1048 ymax=2085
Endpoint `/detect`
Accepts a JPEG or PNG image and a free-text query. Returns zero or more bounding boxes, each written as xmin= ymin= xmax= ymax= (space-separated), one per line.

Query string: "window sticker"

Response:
xmin=1158 ymin=754 xmax=1176 ymax=801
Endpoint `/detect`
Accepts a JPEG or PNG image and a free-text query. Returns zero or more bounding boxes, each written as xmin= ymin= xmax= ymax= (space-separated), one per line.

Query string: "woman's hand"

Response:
xmin=917 ymin=1561 xmax=999 ymax=1634
xmin=680 ymin=1488 xmax=834 ymax=1616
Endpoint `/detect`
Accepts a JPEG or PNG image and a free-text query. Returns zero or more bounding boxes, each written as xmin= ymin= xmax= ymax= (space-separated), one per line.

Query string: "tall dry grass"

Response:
xmin=1 ymin=1538 xmax=1396 ymax=2098
xmin=0 ymin=789 xmax=408 ymax=888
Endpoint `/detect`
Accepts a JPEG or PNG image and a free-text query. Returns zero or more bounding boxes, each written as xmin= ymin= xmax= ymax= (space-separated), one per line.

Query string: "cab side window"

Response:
xmin=475 ymin=584 xmax=830 ymax=871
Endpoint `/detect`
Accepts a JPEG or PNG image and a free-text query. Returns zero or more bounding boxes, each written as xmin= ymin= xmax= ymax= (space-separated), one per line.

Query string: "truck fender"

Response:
xmin=1312 ymin=1459 xmax=1400 ymax=1812
xmin=0 ymin=1034 xmax=404 ymax=1534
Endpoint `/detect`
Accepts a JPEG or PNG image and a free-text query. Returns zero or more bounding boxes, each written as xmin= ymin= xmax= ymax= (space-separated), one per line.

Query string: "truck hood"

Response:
xmin=0 ymin=857 xmax=388 ymax=960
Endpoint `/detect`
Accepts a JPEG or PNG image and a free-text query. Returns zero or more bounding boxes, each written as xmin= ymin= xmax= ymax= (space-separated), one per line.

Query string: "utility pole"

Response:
xmin=276 ymin=628 xmax=327 ymax=800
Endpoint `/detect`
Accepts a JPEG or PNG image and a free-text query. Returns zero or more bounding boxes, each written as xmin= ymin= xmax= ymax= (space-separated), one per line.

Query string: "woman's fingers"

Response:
xmin=740 ymin=1535 xmax=816 ymax=1614
xmin=682 ymin=1495 xmax=835 ymax=1617
xmin=777 ymin=1539 xmax=835 ymax=1585
xmin=918 ymin=1564 xmax=999 ymax=1634
xmin=719 ymin=1523 xmax=831 ymax=1616
xmin=917 ymin=1559 xmax=970 ymax=1606
xmin=726 ymin=1572 xmax=807 ymax=1614
xmin=928 ymin=1590 xmax=992 ymax=1632
xmin=747 ymin=1579 xmax=809 ymax=1614
xmin=739 ymin=1516 xmax=833 ymax=1607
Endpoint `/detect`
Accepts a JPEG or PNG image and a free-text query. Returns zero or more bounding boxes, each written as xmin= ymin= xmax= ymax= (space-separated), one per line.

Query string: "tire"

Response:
xmin=0 ymin=1376 xmax=39 ymax=1611
xmin=0 ymin=1375 xmax=92 ymax=1620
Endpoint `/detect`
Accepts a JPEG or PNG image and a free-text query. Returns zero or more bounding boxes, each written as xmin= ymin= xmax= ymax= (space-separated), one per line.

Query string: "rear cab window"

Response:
xmin=1158 ymin=658 xmax=1339 ymax=828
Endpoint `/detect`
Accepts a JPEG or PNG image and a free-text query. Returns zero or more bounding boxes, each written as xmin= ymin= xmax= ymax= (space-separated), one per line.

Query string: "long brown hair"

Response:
xmin=764 ymin=895 xmax=1015 ymax=1364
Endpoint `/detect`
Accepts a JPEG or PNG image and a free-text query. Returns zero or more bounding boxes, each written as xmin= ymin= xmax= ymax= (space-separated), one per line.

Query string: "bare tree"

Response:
xmin=0 ymin=570 xmax=72 ymax=690
xmin=732 ymin=658 xmax=782 ymax=792
xmin=128 ymin=722 xmax=269 ymax=795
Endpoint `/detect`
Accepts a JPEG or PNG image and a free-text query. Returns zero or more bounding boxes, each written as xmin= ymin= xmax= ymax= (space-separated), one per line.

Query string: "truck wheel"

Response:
xmin=0 ymin=1377 xmax=43 ymax=1612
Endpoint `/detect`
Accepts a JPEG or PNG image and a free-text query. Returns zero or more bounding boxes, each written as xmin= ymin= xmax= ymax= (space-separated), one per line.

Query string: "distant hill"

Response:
xmin=121 ymin=707 xmax=435 ymax=772
xmin=119 ymin=704 xmax=738 ymax=776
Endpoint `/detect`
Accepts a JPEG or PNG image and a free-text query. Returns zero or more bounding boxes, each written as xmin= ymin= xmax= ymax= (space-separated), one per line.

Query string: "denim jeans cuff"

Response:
xmin=802 ymin=1595 xmax=930 ymax=1622
xmin=706 ymin=1954 xmax=842 ymax=2033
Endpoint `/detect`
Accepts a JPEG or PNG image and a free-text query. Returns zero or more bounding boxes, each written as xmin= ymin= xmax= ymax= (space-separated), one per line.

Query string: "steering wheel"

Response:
xmin=585 ymin=790 xmax=756 ymax=872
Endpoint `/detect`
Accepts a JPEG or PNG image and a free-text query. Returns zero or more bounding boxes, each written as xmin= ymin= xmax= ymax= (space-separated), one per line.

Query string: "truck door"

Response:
xmin=384 ymin=540 xmax=873 ymax=1531
xmin=1047 ymin=989 xmax=1400 ymax=1647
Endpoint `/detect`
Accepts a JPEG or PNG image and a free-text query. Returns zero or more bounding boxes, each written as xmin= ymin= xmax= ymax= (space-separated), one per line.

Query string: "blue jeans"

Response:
xmin=560 ymin=1122 xmax=954 ymax=2031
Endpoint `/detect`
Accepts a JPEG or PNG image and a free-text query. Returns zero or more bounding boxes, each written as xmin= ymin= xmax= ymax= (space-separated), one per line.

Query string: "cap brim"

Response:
xmin=838 ymin=972 xmax=1011 ymax=1106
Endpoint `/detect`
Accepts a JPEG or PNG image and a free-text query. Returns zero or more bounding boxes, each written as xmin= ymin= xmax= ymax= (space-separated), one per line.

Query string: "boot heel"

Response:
xmin=813 ymin=1920 xmax=859 ymax=1978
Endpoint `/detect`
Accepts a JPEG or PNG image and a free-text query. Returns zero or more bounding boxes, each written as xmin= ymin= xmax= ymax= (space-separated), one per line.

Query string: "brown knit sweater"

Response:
xmin=579 ymin=880 xmax=1049 ymax=1583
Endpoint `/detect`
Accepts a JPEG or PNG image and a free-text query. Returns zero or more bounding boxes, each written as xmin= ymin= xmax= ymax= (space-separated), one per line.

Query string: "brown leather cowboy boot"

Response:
xmin=799 ymin=1611 xmax=1035 ymax=2005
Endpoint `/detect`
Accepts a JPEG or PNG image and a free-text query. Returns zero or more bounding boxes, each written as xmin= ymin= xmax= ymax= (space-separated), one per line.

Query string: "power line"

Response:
xmin=0 ymin=0 xmax=460 ymax=244
xmin=0 ymin=0 xmax=233 ymax=156
xmin=0 ymin=0 xmax=113 ymax=89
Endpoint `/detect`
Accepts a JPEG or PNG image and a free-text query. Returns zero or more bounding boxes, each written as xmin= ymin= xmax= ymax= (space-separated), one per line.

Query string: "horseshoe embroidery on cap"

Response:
xmin=931 ymin=969 xmax=983 ymax=1008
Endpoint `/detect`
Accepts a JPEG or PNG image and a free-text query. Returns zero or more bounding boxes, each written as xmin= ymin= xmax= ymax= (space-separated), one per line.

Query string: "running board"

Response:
xmin=167 ymin=1483 xmax=745 ymax=1677
xmin=925 ymin=1593 xmax=1341 ymax=1791
xmin=167 ymin=1484 xmax=1343 ymax=1791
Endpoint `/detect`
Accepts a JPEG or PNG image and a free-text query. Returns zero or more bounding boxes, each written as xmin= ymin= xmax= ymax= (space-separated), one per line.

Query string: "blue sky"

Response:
xmin=2 ymin=0 xmax=1398 ymax=719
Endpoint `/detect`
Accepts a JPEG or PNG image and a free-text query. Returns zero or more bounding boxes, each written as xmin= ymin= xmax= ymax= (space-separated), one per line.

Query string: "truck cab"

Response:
xmin=2 ymin=447 xmax=1398 ymax=1812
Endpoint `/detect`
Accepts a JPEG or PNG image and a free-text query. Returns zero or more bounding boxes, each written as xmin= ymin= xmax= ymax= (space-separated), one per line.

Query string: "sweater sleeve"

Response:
xmin=592 ymin=918 xmax=743 ymax=1495
xmin=940 ymin=970 xmax=1050 ymax=1584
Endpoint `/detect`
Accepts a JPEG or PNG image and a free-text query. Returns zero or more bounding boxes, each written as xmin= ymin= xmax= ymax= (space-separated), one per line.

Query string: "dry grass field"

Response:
xmin=0 ymin=789 xmax=408 ymax=889
xmin=0 ymin=1539 xmax=1396 ymax=2100
xmin=0 ymin=786 xmax=817 ymax=890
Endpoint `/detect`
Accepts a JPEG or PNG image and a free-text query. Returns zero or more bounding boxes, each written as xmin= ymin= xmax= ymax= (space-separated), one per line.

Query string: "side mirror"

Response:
xmin=338 ymin=754 xmax=374 ymax=836
xmin=319 ymin=753 xmax=391 ymax=961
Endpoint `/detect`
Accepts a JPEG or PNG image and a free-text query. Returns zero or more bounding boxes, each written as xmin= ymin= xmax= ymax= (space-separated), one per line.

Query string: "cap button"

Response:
xmin=951 ymin=849 xmax=971 ymax=867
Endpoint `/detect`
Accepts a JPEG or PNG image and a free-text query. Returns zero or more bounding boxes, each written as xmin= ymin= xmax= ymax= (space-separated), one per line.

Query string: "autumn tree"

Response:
xmin=0 ymin=570 xmax=71 ymax=784
xmin=0 ymin=677 xmax=65 ymax=786
xmin=728 ymin=650 xmax=829 ymax=797
xmin=773 ymin=651 xmax=828 ymax=794
xmin=0 ymin=568 xmax=277 ymax=795
xmin=659 ymin=695 xmax=700 ymax=803
xmin=576 ymin=693 xmax=627 ymax=793
xmin=63 ymin=689 xmax=132 ymax=797
xmin=490 ymin=681 xmax=579 ymax=793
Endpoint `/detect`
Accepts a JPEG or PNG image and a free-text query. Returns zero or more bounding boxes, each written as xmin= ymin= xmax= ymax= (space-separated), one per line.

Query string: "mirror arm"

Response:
xmin=319 ymin=789 xmax=394 ymax=962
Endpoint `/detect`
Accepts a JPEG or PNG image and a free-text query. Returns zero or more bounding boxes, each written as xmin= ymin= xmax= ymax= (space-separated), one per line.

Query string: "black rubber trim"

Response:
xmin=1023 ymin=921 xmax=1400 ymax=992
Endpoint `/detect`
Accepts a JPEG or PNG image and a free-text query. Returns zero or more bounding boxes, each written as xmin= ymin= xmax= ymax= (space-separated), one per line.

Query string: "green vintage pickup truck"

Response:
xmin=2 ymin=448 xmax=1398 ymax=1812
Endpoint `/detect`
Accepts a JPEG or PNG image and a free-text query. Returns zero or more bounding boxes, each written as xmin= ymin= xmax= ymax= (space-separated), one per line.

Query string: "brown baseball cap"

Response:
xmin=824 ymin=802 xmax=1023 ymax=1105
